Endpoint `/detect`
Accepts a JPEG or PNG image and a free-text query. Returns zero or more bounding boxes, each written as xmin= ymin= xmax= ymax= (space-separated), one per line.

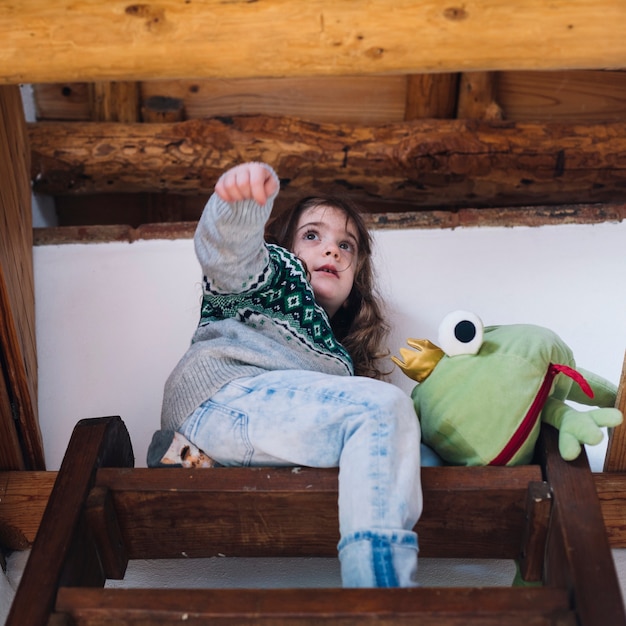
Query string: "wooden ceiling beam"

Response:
xmin=28 ymin=116 xmax=626 ymax=209
xmin=2 ymin=1 xmax=625 ymax=85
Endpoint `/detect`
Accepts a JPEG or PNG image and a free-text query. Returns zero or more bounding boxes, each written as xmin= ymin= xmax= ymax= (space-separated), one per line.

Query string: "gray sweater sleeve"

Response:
xmin=194 ymin=163 xmax=280 ymax=294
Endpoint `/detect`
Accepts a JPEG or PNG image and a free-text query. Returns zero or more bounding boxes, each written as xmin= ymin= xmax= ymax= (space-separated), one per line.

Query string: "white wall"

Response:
xmin=34 ymin=220 xmax=626 ymax=472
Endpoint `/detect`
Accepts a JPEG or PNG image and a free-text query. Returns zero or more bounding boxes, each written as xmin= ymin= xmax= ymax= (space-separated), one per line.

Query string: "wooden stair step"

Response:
xmin=90 ymin=464 xmax=542 ymax=562
xmin=55 ymin=586 xmax=577 ymax=626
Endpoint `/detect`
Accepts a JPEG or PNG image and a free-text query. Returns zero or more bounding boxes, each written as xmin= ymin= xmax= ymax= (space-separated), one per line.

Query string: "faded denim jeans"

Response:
xmin=179 ymin=369 xmax=423 ymax=587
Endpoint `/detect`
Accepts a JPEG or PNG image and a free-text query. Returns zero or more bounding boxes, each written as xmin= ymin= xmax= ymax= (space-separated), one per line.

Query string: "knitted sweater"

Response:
xmin=161 ymin=165 xmax=354 ymax=431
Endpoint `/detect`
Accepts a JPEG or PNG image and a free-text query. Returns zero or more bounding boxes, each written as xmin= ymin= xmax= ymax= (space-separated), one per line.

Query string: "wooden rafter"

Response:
xmin=1 ymin=1 xmax=626 ymax=85
xmin=28 ymin=117 xmax=626 ymax=209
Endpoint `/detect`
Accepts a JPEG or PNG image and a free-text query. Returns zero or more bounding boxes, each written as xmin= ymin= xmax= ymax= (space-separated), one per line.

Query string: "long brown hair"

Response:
xmin=268 ymin=196 xmax=390 ymax=379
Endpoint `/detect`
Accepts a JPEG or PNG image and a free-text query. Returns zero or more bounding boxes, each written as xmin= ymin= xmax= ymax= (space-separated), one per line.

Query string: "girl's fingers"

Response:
xmin=215 ymin=163 xmax=275 ymax=205
xmin=216 ymin=168 xmax=246 ymax=202
xmin=248 ymin=164 xmax=274 ymax=205
xmin=263 ymin=170 xmax=280 ymax=201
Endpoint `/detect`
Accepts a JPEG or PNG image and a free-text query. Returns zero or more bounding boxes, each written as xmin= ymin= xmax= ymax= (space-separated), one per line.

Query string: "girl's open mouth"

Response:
xmin=317 ymin=265 xmax=339 ymax=277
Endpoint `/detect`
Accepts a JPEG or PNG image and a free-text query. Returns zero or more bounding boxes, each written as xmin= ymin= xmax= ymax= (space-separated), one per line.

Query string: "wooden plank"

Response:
xmin=55 ymin=587 xmax=576 ymax=626
xmin=6 ymin=466 xmax=626 ymax=553
xmin=33 ymin=71 xmax=626 ymax=125
xmin=27 ymin=117 xmax=626 ymax=209
xmin=539 ymin=425 xmax=626 ymax=626
xmin=89 ymin=464 xmax=540 ymax=560
xmin=518 ymin=481 xmax=552 ymax=582
xmin=35 ymin=77 xmax=409 ymax=124
xmin=498 ymin=70 xmax=626 ymax=122
xmin=142 ymin=77 xmax=408 ymax=123
xmin=85 ymin=486 xmax=128 ymax=580
xmin=0 ymin=470 xmax=55 ymax=549
xmin=32 ymin=83 xmax=92 ymax=121
xmin=0 ymin=84 xmax=44 ymax=470
xmin=6 ymin=417 xmax=134 ymax=626
xmin=2 ymin=1 xmax=626 ymax=84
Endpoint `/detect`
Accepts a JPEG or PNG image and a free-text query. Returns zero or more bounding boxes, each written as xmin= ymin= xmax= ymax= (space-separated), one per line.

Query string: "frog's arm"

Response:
xmin=567 ymin=367 xmax=618 ymax=407
xmin=541 ymin=396 xmax=623 ymax=460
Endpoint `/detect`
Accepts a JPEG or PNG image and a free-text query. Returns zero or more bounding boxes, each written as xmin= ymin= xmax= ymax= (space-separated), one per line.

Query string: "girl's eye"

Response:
xmin=339 ymin=241 xmax=355 ymax=253
xmin=303 ymin=230 xmax=319 ymax=241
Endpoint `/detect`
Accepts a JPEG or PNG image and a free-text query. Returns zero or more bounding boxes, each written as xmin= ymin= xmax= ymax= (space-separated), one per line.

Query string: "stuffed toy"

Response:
xmin=392 ymin=311 xmax=623 ymax=466
xmin=147 ymin=430 xmax=217 ymax=468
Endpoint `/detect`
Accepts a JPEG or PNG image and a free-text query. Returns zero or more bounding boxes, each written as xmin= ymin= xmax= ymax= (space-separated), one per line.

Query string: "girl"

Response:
xmin=158 ymin=162 xmax=423 ymax=587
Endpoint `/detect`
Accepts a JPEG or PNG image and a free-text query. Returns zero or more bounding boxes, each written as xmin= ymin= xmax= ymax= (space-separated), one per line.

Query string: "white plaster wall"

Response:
xmin=3 ymin=218 xmax=623 ymax=613
xmin=33 ymin=220 xmax=626 ymax=472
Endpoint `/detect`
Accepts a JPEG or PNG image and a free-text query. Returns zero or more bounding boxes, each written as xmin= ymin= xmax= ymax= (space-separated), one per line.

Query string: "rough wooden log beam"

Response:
xmin=28 ymin=117 xmax=626 ymax=209
xmin=2 ymin=1 xmax=626 ymax=85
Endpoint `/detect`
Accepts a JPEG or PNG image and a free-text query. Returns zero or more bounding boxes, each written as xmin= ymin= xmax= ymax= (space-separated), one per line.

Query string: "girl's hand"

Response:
xmin=215 ymin=162 xmax=279 ymax=206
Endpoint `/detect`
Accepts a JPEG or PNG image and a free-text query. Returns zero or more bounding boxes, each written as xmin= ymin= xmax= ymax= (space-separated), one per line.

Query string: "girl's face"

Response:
xmin=291 ymin=205 xmax=359 ymax=318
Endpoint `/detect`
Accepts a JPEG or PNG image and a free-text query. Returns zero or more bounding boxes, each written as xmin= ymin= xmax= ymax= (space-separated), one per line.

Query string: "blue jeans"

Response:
xmin=180 ymin=370 xmax=423 ymax=587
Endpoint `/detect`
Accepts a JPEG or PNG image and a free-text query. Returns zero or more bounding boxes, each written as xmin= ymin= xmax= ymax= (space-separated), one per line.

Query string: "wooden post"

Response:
xmin=0 ymin=85 xmax=44 ymax=470
xmin=603 ymin=350 xmax=626 ymax=471
xmin=6 ymin=416 xmax=134 ymax=626
xmin=540 ymin=425 xmax=626 ymax=626
xmin=404 ymin=74 xmax=458 ymax=120
xmin=457 ymin=72 xmax=504 ymax=120
xmin=88 ymin=81 xmax=140 ymax=122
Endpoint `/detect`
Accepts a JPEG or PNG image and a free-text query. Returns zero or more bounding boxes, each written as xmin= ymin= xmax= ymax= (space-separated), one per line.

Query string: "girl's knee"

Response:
xmin=374 ymin=382 xmax=417 ymax=418
xmin=355 ymin=380 xmax=419 ymax=434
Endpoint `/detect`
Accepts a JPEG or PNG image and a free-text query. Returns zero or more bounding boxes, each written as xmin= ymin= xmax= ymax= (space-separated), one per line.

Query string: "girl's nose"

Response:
xmin=325 ymin=248 xmax=339 ymax=258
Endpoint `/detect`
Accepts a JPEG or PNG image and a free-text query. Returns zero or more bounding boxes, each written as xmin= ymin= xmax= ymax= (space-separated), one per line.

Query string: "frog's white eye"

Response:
xmin=438 ymin=310 xmax=484 ymax=357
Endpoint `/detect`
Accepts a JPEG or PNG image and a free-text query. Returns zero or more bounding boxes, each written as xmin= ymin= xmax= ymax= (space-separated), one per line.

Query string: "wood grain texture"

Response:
xmin=27 ymin=117 xmax=626 ymax=209
xmin=2 ymin=1 xmax=625 ymax=84
xmin=83 ymin=464 xmax=540 ymax=560
xmin=88 ymin=82 xmax=140 ymax=123
xmin=540 ymin=425 xmax=626 ymax=626
xmin=6 ymin=417 xmax=134 ymax=626
xmin=33 ymin=71 xmax=626 ymax=124
xmin=0 ymin=85 xmax=43 ymax=470
xmin=604 ymin=351 xmax=626 ymax=471
xmin=7 ymin=463 xmax=626 ymax=552
xmin=498 ymin=70 xmax=626 ymax=122
xmin=55 ymin=587 xmax=576 ymax=625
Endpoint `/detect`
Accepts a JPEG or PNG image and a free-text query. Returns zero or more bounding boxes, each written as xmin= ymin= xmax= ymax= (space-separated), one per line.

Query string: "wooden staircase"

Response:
xmin=7 ymin=410 xmax=626 ymax=626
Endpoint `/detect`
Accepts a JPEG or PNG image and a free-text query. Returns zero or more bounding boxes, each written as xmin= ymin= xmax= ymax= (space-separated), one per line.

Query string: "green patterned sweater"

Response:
xmin=161 ymin=164 xmax=353 ymax=431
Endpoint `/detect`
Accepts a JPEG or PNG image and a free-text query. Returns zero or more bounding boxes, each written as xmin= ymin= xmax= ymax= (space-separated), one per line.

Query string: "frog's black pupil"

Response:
xmin=454 ymin=321 xmax=476 ymax=343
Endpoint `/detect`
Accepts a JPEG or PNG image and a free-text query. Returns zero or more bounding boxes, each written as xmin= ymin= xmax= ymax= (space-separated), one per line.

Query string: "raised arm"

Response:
xmin=195 ymin=162 xmax=280 ymax=294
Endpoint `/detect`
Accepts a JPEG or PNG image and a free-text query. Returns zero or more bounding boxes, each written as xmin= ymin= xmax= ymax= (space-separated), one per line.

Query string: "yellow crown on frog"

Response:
xmin=391 ymin=339 xmax=445 ymax=383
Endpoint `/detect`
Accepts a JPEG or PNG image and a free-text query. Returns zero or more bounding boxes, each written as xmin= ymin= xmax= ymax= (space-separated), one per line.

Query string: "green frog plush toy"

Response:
xmin=393 ymin=311 xmax=623 ymax=466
